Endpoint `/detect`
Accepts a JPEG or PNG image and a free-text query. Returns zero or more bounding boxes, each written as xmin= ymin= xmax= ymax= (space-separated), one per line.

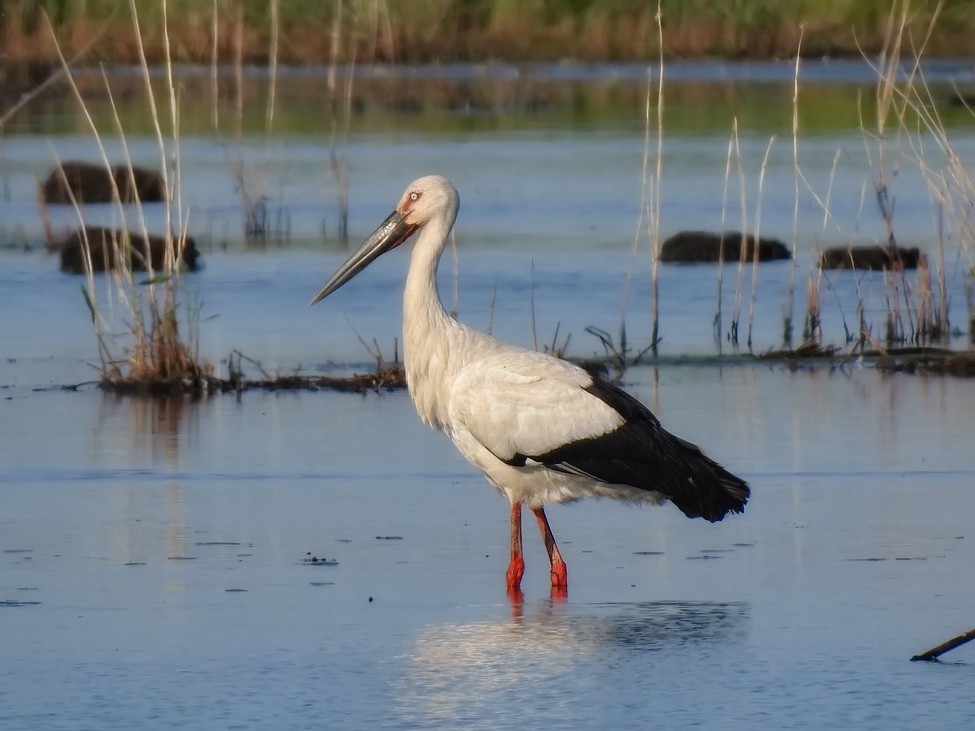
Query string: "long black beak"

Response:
xmin=309 ymin=210 xmax=417 ymax=305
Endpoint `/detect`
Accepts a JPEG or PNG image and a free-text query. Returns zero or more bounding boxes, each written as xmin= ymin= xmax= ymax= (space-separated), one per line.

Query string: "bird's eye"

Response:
xmin=409 ymin=191 xmax=420 ymax=202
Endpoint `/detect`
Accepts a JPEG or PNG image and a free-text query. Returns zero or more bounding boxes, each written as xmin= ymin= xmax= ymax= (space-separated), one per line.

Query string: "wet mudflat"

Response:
xmin=2 ymin=368 xmax=973 ymax=729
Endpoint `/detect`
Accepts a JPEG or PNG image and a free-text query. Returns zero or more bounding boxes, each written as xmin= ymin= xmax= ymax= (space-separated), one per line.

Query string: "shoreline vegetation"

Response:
xmin=1 ymin=0 xmax=974 ymax=69
xmin=52 ymin=345 xmax=975 ymax=398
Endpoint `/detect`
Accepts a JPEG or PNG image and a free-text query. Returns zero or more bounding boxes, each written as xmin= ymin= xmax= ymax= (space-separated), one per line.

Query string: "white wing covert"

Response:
xmin=447 ymin=350 xmax=624 ymax=464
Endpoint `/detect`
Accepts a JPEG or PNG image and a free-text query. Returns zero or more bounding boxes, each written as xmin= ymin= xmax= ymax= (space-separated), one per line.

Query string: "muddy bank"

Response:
xmin=76 ymin=363 xmax=408 ymax=398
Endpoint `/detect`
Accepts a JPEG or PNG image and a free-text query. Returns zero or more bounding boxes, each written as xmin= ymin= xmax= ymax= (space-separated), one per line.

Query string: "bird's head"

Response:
xmin=309 ymin=175 xmax=458 ymax=305
xmin=396 ymin=174 xmax=458 ymax=229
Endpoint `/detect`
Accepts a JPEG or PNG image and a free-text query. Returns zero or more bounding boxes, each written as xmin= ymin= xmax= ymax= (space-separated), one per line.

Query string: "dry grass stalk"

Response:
xmin=266 ymin=0 xmax=279 ymax=135
xmin=42 ymin=2 xmax=211 ymax=393
xmin=784 ymin=27 xmax=803 ymax=348
xmin=802 ymin=272 xmax=821 ymax=343
xmin=621 ymin=6 xmax=661 ymax=359
xmin=542 ymin=322 xmax=571 ymax=361
xmin=729 ymin=119 xmax=747 ymax=347
xmin=204 ymin=1 xmax=290 ymax=242
xmin=873 ymin=2 xmax=972 ymax=345
xmin=327 ymin=0 xmax=353 ymax=246
xmin=647 ymin=1 xmax=664 ymax=353
xmin=35 ymin=176 xmax=55 ymax=247
xmin=858 ymin=1 xmax=973 ymax=348
xmin=44 ymin=33 xmax=143 ymax=332
xmin=210 ymin=0 xmax=219 ymax=130
xmin=584 ymin=326 xmax=654 ymax=384
xmin=798 ymin=147 xmax=849 ymax=344
xmin=229 ymin=2 xmax=267 ymax=238
xmin=712 ymin=129 xmax=735 ymax=348
xmin=622 ymin=52 xmax=655 ymax=340
xmin=129 ymin=0 xmax=198 ymax=362
xmin=859 ymin=1 xmax=914 ymax=345
xmin=746 ymin=135 xmax=775 ymax=349
xmin=914 ymin=252 xmax=937 ymax=343
xmin=935 ymin=200 xmax=950 ymax=340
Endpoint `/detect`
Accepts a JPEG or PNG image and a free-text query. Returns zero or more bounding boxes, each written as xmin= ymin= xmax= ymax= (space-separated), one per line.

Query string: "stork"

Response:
xmin=310 ymin=175 xmax=749 ymax=595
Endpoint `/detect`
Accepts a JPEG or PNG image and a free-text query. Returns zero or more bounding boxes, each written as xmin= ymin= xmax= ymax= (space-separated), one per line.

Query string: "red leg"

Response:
xmin=532 ymin=506 xmax=568 ymax=590
xmin=505 ymin=502 xmax=525 ymax=593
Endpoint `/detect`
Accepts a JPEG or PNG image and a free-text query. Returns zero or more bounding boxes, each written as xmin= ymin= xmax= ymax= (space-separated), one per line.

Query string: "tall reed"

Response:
xmin=879 ymin=1 xmax=974 ymax=344
xmin=326 ymin=0 xmax=354 ymax=247
xmin=713 ymin=128 xmax=736 ymax=349
xmin=728 ymin=121 xmax=747 ymax=348
xmin=861 ymin=0 xmax=959 ymax=346
xmin=43 ymin=1 xmax=210 ymax=392
xmin=746 ymin=136 xmax=775 ymax=350
xmin=783 ymin=28 xmax=803 ymax=348
xmin=647 ymin=3 xmax=665 ymax=354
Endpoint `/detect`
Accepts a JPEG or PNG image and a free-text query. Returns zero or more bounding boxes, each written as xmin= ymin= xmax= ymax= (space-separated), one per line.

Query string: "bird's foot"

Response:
xmin=550 ymin=557 xmax=568 ymax=591
xmin=505 ymin=552 xmax=525 ymax=592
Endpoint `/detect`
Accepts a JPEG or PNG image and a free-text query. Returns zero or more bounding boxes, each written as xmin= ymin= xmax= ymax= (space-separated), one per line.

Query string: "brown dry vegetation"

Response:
xmin=1 ymin=1 xmax=973 ymax=69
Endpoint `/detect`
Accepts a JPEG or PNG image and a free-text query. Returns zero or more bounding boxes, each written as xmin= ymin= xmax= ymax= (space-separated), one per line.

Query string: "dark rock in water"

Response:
xmin=41 ymin=161 xmax=166 ymax=204
xmin=57 ymin=227 xmax=200 ymax=273
xmin=660 ymin=230 xmax=791 ymax=263
xmin=819 ymin=245 xmax=924 ymax=270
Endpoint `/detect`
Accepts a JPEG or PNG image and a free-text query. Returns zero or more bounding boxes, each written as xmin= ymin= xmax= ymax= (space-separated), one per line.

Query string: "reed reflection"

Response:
xmin=94 ymin=393 xmax=200 ymax=469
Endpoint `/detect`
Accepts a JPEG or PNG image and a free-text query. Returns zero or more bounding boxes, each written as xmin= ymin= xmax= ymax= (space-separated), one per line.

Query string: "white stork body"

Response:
xmin=430 ymin=348 xmax=665 ymax=508
xmin=311 ymin=175 xmax=749 ymax=594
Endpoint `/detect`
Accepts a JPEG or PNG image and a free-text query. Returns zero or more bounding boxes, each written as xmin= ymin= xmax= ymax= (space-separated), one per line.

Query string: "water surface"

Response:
xmin=2 ymin=371 xmax=974 ymax=728
xmin=1 ymin=61 xmax=974 ymax=729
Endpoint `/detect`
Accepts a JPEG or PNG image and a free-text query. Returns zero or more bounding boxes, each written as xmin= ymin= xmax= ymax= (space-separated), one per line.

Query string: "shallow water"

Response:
xmin=2 ymin=61 xmax=974 ymax=728
xmin=3 ymin=59 xmax=975 ymax=255
xmin=2 ymin=370 xmax=974 ymax=729
xmin=3 ymin=60 xmax=974 ymax=356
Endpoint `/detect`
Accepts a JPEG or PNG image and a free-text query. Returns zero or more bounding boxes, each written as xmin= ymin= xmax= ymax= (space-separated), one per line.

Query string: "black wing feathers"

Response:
xmin=519 ymin=379 xmax=749 ymax=522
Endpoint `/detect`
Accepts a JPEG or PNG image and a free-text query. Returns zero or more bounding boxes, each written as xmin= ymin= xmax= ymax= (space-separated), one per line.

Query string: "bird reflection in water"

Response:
xmin=393 ymin=599 xmax=748 ymax=726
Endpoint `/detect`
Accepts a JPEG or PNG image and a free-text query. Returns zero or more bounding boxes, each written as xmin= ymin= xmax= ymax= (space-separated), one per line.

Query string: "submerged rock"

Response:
xmin=41 ymin=161 xmax=166 ymax=204
xmin=819 ymin=245 xmax=924 ymax=270
xmin=660 ymin=230 xmax=791 ymax=263
xmin=56 ymin=227 xmax=200 ymax=273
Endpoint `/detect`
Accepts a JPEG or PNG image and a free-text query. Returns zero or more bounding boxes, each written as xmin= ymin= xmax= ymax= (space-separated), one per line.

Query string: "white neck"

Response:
xmin=402 ymin=203 xmax=461 ymax=428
